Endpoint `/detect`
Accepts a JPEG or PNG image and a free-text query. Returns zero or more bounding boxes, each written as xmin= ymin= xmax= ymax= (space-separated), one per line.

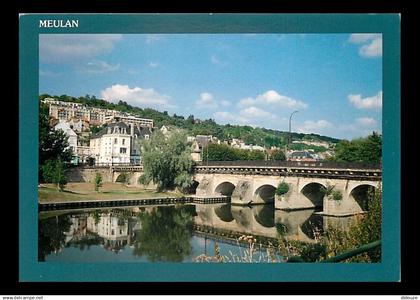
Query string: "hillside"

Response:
xmin=39 ymin=94 xmax=341 ymax=149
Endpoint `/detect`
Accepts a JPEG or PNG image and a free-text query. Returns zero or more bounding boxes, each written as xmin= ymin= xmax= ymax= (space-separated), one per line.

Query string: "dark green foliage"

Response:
xmin=39 ymin=101 xmax=73 ymax=182
xmin=94 ymin=173 xmax=103 ymax=192
xmin=287 ymin=241 xmax=327 ymax=262
xmin=332 ymin=132 xmax=382 ymax=163
xmin=332 ymin=190 xmax=343 ymax=201
xmin=116 ymin=172 xmax=130 ymax=185
xmin=270 ymin=149 xmax=286 ymax=161
xmin=203 ymin=143 xmax=265 ymax=161
xmin=41 ymin=159 xmax=67 ymax=191
xmin=132 ymin=205 xmax=195 ymax=262
xmin=276 ymin=182 xmax=289 ymax=195
xmin=139 ymin=130 xmax=194 ymax=192
xmin=324 ymin=187 xmax=382 ymax=262
xmin=319 ymin=184 xmax=335 ymax=196
xmin=289 ymin=143 xmax=327 ymax=153
xmin=38 ymin=215 xmax=72 ymax=261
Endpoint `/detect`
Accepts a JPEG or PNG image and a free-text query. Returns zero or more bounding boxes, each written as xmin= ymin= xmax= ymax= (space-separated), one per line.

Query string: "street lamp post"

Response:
xmin=288 ymin=110 xmax=299 ymax=149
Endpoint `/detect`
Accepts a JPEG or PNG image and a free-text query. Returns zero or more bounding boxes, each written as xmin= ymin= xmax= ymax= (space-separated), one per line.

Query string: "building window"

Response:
xmin=122 ymin=139 xmax=125 ymax=145
xmin=120 ymin=148 xmax=127 ymax=154
xmin=114 ymin=138 xmax=118 ymax=144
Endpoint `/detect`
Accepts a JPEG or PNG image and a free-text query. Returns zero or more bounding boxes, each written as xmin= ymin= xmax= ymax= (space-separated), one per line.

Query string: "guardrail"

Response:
xmin=286 ymin=240 xmax=381 ymax=263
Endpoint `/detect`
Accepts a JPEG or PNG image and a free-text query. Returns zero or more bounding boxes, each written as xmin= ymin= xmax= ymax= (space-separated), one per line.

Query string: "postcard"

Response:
xmin=19 ymin=13 xmax=400 ymax=282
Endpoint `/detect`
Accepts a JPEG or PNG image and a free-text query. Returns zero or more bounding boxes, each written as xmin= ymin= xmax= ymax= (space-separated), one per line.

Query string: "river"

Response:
xmin=38 ymin=203 xmax=356 ymax=263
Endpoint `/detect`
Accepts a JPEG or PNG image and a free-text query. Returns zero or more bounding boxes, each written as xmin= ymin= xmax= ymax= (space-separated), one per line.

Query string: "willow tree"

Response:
xmin=139 ymin=130 xmax=194 ymax=192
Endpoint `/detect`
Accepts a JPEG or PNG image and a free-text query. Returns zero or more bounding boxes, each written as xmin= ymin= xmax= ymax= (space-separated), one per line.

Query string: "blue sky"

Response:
xmin=39 ymin=33 xmax=382 ymax=139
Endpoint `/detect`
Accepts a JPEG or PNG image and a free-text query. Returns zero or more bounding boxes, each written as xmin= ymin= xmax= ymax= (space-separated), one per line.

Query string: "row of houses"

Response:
xmin=43 ymin=98 xmax=155 ymax=128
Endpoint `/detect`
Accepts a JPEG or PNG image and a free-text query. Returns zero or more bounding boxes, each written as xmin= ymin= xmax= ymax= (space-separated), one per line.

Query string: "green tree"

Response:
xmin=139 ymin=130 xmax=194 ymax=192
xmin=333 ymin=132 xmax=382 ymax=164
xmin=94 ymin=172 xmax=103 ymax=192
xmin=41 ymin=159 xmax=67 ymax=191
xmin=39 ymin=101 xmax=73 ymax=182
xmin=270 ymin=149 xmax=286 ymax=161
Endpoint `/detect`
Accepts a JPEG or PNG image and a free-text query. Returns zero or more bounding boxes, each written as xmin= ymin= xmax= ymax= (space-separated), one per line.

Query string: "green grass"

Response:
xmin=38 ymin=183 xmax=184 ymax=202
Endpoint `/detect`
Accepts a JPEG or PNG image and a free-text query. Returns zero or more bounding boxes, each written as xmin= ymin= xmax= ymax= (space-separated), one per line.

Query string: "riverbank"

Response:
xmin=38 ymin=182 xmax=183 ymax=202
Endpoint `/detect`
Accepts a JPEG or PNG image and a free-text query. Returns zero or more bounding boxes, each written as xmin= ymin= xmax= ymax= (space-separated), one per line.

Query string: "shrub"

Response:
xmin=276 ymin=182 xmax=289 ymax=196
xmin=332 ymin=190 xmax=343 ymax=201
xmin=94 ymin=172 xmax=103 ymax=192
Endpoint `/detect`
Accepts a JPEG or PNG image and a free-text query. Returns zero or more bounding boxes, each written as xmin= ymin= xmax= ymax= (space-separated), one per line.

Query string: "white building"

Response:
xmin=90 ymin=121 xmax=152 ymax=165
xmin=54 ymin=120 xmax=78 ymax=163
xmin=90 ymin=122 xmax=131 ymax=165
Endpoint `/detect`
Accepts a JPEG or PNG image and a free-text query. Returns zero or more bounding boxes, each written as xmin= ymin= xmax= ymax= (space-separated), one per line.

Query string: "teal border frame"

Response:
xmin=19 ymin=13 xmax=400 ymax=282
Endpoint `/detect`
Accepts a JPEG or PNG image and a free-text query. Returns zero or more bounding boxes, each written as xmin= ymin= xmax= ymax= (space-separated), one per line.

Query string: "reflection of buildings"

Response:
xmin=63 ymin=210 xmax=140 ymax=253
xmin=63 ymin=215 xmax=88 ymax=243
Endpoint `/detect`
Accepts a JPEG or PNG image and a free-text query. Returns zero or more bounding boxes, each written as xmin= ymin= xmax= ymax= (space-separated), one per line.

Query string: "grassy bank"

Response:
xmin=38 ymin=182 xmax=184 ymax=202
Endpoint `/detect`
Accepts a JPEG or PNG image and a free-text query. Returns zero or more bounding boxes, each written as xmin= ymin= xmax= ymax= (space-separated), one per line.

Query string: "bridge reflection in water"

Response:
xmin=194 ymin=203 xmax=356 ymax=245
xmin=38 ymin=203 xmax=357 ymax=263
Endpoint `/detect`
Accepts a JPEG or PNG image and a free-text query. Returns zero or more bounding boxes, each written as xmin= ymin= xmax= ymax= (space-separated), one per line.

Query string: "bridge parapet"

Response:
xmin=196 ymin=160 xmax=381 ymax=170
xmin=195 ymin=165 xmax=381 ymax=181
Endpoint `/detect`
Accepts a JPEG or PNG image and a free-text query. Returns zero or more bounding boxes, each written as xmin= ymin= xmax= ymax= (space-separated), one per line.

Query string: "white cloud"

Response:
xmin=335 ymin=117 xmax=381 ymax=139
xmin=355 ymin=117 xmax=377 ymax=127
xmin=39 ymin=34 xmax=122 ymax=63
xmin=77 ymin=60 xmax=120 ymax=74
xmin=214 ymin=106 xmax=276 ymax=128
xmin=348 ymin=91 xmax=382 ymax=109
xmin=213 ymin=111 xmax=250 ymax=125
xmin=348 ymin=34 xmax=382 ymax=58
xmin=239 ymin=90 xmax=308 ymax=109
xmin=297 ymin=120 xmax=333 ymax=134
xmin=101 ymin=84 xmax=172 ymax=109
xmin=195 ymin=92 xmax=218 ymax=109
xmin=241 ymin=106 xmax=273 ymax=118
xmin=220 ymin=100 xmax=231 ymax=107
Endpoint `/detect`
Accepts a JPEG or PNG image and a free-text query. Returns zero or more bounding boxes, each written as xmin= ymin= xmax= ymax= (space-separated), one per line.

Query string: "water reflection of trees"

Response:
xmin=38 ymin=216 xmax=72 ymax=261
xmin=132 ymin=205 xmax=196 ymax=262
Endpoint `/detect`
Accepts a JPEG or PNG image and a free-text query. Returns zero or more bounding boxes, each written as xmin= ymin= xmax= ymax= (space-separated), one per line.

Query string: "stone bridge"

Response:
xmin=194 ymin=161 xmax=381 ymax=216
xmin=71 ymin=160 xmax=381 ymax=216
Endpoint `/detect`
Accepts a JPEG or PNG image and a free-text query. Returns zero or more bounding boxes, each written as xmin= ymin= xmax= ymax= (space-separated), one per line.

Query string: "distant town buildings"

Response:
xmin=190 ymin=135 xmax=216 ymax=162
xmin=42 ymin=98 xmax=154 ymax=128
xmin=230 ymin=138 xmax=265 ymax=151
xmin=287 ymin=150 xmax=318 ymax=162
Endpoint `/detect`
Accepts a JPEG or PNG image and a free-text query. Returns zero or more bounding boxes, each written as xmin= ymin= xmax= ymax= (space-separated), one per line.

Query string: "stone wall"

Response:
xmin=66 ymin=167 xmax=113 ymax=183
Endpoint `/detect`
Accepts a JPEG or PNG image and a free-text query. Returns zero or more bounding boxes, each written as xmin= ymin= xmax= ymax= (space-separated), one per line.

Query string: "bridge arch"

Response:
xmin=253 ymin=205 xmax=275 ymax=228
xmin=214 ymin=181 xmax=236 ymax=197
xmin=214 ymin=204 xmax=234 ymax=222
xmin=115 ymin=172 xmax=131 ymax=184
xmin=300 ymin=182 xmax=327 ymax=208
xmin=349 ymin=183 xmax=377 ymax=211
xmin=253 ymin=184 xmax=276 ymax=204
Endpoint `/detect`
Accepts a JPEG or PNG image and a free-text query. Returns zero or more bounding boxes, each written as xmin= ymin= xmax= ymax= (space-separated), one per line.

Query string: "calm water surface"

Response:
xmin=39 ymin=203 xmax=354 ymax=263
